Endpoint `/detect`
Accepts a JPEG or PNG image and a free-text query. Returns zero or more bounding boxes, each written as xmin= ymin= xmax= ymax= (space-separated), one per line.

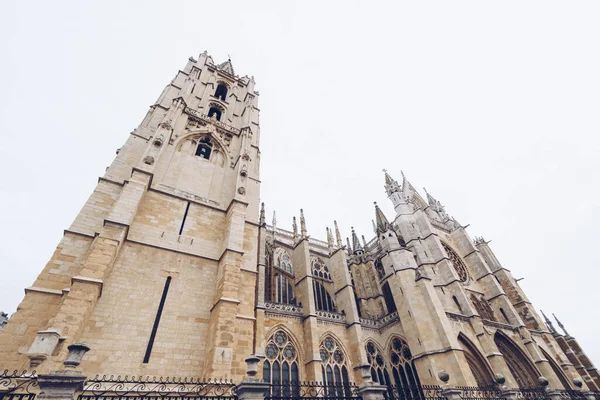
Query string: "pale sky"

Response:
xmin=1 ymin=1 xmax=599 ymax=364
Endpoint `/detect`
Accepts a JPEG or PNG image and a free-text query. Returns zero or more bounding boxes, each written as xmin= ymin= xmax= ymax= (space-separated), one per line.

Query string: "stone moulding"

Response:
xmin=315 ymin=310 xmax=345 ymax=324
xmin=264 ymin=301 xmax=303 ymax=317
xmin=183 ymin=107 xmax=240 ymax=135
xmin=360 ymin=311 xmax=400 ymax=332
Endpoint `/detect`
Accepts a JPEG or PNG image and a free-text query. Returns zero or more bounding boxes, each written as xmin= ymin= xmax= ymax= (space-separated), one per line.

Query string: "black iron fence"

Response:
xmin=78 ymin=375 xmax=237 ymax=400
xmin=266 ymin=382 xmax=361 ymax=399
xmin=0 ymin=370 xmax=39 ymax=400
xmin=385 ymin=384 xmax=446 ymax=400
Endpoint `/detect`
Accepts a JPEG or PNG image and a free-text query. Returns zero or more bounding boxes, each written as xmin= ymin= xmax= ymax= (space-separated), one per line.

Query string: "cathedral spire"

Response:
xmin=553 ymin=314 xmax=573 ymax=339
xmin=541 ymin=310 xmax=558 ymax=335
xmin=383 ymin=169 xmax=401 ymax=196
xmin=346 ymin=237 xmax=352 ymax=252
xmin=374 ymin=202 xmax=392 ymax=233
xmin=351 ymin=227 xmax=362 ymax=253
xmin=362 ymin=235 xmax=368 ymax=248
xmin=334 ymin=220 xmax=343 ymax=248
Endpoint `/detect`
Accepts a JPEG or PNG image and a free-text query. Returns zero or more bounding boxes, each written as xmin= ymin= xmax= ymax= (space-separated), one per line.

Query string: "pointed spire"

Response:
xmin=372 ymin=219 xmax=377 ymax=235
xmin=346 ymin=237 xmax=352 ymax=252
xmin=292 ymin=216 xmax=298 ymax=242
xmin=259 ymin=202 xmax=265 ymax=226
xmin=541 ymin=310 xmax=557 ymax=335
xmin=326 ymin=227 xmax=334 ymax=252
xmin=334 ymin=220 xmax=343 ymax=248
xmin=300 ymin=209 xmax=307 ymax=237
xmin=351 ymin=227 xmax=362 ymax=252
xmin=374 ymin=202 xmax=392 ymax=233
xmin=272 ymin=211 xmax=277 ymax=229
xmin=361 ymin=235 xmax=368 ymax=248
xmin=383 ymin=169 xmax=401 ymax=196
xmin=553 ymin=314 xmax=572 ymax=338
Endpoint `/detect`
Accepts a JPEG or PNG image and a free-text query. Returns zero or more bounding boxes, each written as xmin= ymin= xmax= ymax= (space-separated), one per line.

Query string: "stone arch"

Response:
xmin=539 ymin=347 xmax=571 ymax=389
xmin=494 ymin=331 xmax=540 ymax=388
xmin=318 ymin=333 xmax=352 ymax=389
xmin=264 ymin=324 xmax=304 ymax=362
xmin=458 ymin=333 xmax=496 ymax=386
xmin=386 ymin=335 xmax=423 ymax=399
xmin=364 ymin=339 xmax=393 ymax=386
xmin=263 ymin=326 xmax=303 ymax=387
xmin=175 ymin=130 xmax=231 ymax=162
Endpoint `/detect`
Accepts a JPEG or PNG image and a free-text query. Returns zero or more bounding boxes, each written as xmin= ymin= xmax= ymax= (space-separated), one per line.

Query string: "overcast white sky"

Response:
xmin=1 ymin=1 xmax=599 ymax=365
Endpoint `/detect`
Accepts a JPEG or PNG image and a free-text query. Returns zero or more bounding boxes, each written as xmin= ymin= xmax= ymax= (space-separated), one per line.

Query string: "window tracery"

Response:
xmin=313 ymin=281 xmax=336 ymax=312
xmin=441 ymin=241 xmax=470 ymax=282
xmin=266 ymin=247 xmax=295 ymax=305
xmin=470 ymin=294 xmax=496 ymax=321
xmin=311 ymin=256 xmax=331 ymax=280
xmin=366 ymin=341 xmax=392 ymax=386
xmin=320 ymin=335 xmax=351 ymax=396
xmin=389 ymin=337 xmax=422 ymax=399
xmin=263 ymin=330 xmax=300 ymax=388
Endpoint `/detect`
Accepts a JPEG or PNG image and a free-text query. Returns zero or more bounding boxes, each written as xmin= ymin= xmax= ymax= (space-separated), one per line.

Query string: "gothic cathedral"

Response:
xmin=0 ymin=52 xmax=598 ymax=393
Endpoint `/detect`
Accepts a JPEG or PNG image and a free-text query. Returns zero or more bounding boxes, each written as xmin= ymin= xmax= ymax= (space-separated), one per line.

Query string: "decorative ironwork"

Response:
xmin=386 ymin=384 xmax=445 ymax=400
xmin=0 ymin=370 xmax=39 ymax=400
xmin=267 ymin=381 xmax=360 ymax=399
xmin=78 ymin=376 xmax=236 ymax=400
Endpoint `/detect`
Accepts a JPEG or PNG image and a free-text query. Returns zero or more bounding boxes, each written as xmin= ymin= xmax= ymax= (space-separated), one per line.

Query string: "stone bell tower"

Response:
xmin=0 ymin=51 xmax=262 ymax=380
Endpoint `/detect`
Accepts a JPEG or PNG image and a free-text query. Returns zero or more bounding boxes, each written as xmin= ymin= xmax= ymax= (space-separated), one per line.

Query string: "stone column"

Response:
xmin=236 ymin=356 xmax=270 ymax=400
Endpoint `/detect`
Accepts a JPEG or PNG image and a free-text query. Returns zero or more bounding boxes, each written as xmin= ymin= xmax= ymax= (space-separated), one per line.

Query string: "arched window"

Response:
xmin=214 ymin=83 xmax=228 ymax=101
xmin=389 ymin=337 xmax=423 ymax=400
xmin=263 ymin=330 xmax=300 ymax=397
xmin=365 ymin=341 xmax=392 ymax=387
xmin=382 ymin=282 xmax=397 ymax=313
xmin=441 ymin=241 xmax=470 ymax=282
xmin=313 ymin=281 xmax=336 ymax=312
xmin=494 ymin=332 xmax=540 ymax=388
xmin=374 ymin=258 xmax=385 ymax=279
xmin=311 ymin=256 xmax=331 ymax=280
xmin=471 ymin=294 xmax=496 ymax=321
xmin=320 ymin=335 xmax=351 ymax=397
xmin=195 ymin=137 xmax=213 ymax=159
xmin=458 ymin=334 xmax=496 ymax=386
xmin=207 ymin=103 xmax=223 ymax=121
xmin=268 ymin=248 xmax=295 ymax=305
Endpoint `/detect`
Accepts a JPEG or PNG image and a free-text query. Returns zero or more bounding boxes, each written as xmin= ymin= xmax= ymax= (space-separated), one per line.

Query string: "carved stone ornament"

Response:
xmin=158 ymin=120 xmax=172 ymax=130
xmin=153 ymin=137 xmax=163 ymax=147
xmin=143 ymin=156 xmax=155 ymax=165
xmin=238 ymin=187 xmax=246 ymax=195
xmin=241 ymin=152 xmax=251 ymax=161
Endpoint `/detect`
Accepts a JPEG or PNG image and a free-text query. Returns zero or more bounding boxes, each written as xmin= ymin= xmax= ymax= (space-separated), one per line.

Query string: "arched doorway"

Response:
xmin=494 ymin=332 xmax=540 ymax=388
xmin=458 ymin=334 xmax=496 ymax=386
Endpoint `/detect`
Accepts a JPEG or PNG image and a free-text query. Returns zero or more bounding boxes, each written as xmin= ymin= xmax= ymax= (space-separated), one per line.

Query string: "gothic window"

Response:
xmin=263 ymin=330 xmax=300 ymax=395
xmin=494 ymin=332 xmax=540 ymax=388
xmin=195 ymin=137 xmax=213 ymax=160
xmin=458 ymin=334 xmax=495 ymax=386
xmin=313 ymin=281 xmax=336 ymax=312
xmin=311 ymin=257 xmax=331 ymax=280
xmin=441 ymin=241 xmax=470 ymax=283
xmin=471 ymin=294 xmax=496 ymax=321
xmin=382 ymin=282 xmax=397 ymax=313
xmin=374 ymin=258 xmax=385 ymax=280
xmin=214 ymin=82 xmax=228 ymax=101
xmin=267 ymin=248 xmax=295 ymax=305
xmin=365 ymin=341 xmax=392 ymax=387
xmin=208 ymin=103 xmax=224 ymax=121
xmin=389 ymin=337 xmax=423 ymax=399
xmin=320 ymin=336 xmax=351 ymax=397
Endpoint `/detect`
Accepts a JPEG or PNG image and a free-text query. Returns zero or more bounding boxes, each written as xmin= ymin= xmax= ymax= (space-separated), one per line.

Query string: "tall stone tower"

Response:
xmin=0 ymin=51 xmax=261 ymax=379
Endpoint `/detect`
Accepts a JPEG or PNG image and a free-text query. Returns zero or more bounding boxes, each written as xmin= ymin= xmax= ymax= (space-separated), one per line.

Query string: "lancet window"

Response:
xmin=441 ymin=241 xmax=470 ymax=282
xmin=494 ymin=332 xmax=539 ymax=388
xmin=214 ymin=82 xmax=228 ymax=101
xmin=389 ymin=337 xmax=423 ymax=399
xmin=195 ymin=137 xmax=213 ymax=160
xmin=471 ymin=294 xmax=496 ymax=321
xmin=266 ymin=247 xmax=296 ymax=305
xmin=313 ymin=281 xmax=336 ymax=312
xmin=320 ymin=335 xmax=351 ymax=397
xmin=263 ymin=330 xmax=300 ymax=390
xmin=365 ymin=341 xmax=393 ymax=386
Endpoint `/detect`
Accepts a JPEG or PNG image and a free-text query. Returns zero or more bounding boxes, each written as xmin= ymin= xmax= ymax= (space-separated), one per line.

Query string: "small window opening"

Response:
xmin=500 ymin=308 xmax=510 ymax=324
xmin=208 ymin=107 xmax=222 ymax=121
xmin=195 ymin=137 xmax=213 ymax=160
xmin=214 ymin=83 xmax=228 ymax=101
xmin=453 ymin=296 xmax=463 ymax=314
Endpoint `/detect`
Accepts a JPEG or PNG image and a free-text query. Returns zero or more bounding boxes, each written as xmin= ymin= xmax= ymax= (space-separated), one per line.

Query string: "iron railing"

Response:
xmin=266 ymin=381 xmax=361 ymax=399
xmin=385 ymin=384 xmax=446 ymax=400
xmin=78 ymin=375 xmax=237 ymax=400
xmin=0 ymin=370 xmax=39 ymax=400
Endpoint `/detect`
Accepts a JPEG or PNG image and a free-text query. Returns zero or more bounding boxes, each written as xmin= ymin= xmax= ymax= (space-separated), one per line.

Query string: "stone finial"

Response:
xmin=64 ymin=343 xmax=90 ymax=369
xmin=383 ymin=169 xmax=401 ymax=196
xmin=541 ymin=310 xmax=558 ymax=335
xmin=351 ymin=227 xmax=362 ymax=253
xmin=438 ymin=370 xmax=450 ymax=384
xmin=300 ymin=209 xmax=307 ymax=237
xmin=292 ymin=216 xmax=298 ymax=242
xmin=346 ymin=237 xmax=352 ymax=252
xmin=374 ymin=202 xmax=392 ymax=233
xmin=573 ymin=378 xmax=583 ymax=388
xmin=372 ymin=219 xmax=377 ymax=235
xmin=326 ymin=227 xmax=334 ymax=250
xmin=361 ymin=235 xmax=367 ymax=248
xmin=334 ymin=220 xmax=343 ymax=248
xmin=259 ymin=203 xmax=265 ymax=226
xmin=553 ymin=314 xmax=572 ymax=338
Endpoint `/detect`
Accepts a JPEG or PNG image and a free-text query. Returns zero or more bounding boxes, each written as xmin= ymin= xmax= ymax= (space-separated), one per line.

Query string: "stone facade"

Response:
xmin=0 ymin=52 xmax=597 ymax=394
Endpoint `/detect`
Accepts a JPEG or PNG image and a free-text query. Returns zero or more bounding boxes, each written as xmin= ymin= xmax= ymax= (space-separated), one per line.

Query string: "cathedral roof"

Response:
xmin=216 ymin=59 xmax=236 ymax=76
